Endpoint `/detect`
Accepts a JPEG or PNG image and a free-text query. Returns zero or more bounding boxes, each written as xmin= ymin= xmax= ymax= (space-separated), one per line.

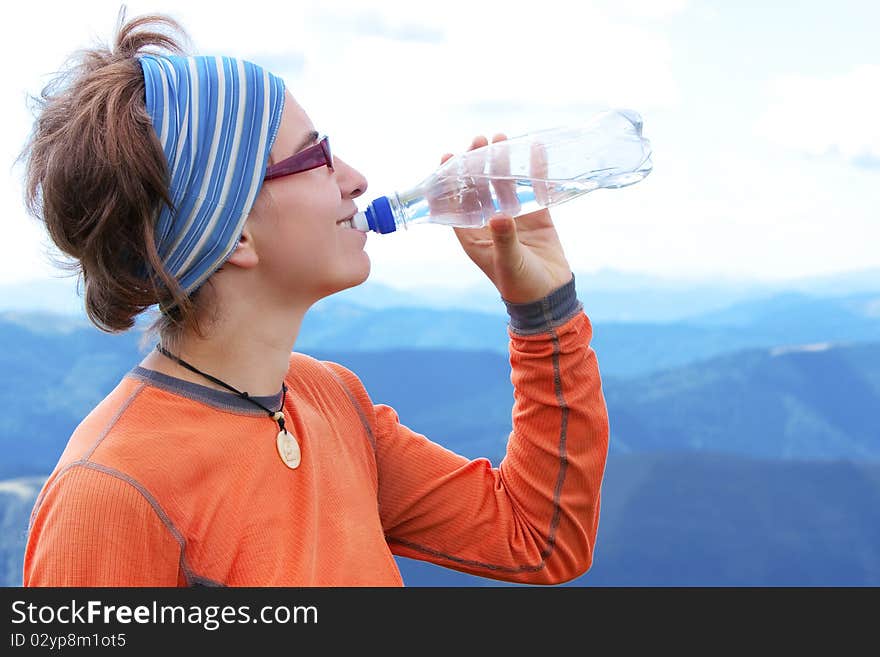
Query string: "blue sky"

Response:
xmin=2 ymin=0 xmax=877 ymax=292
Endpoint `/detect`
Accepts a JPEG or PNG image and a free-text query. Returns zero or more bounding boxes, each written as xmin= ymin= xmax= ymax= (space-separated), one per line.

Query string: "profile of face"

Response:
xmin=224 ymin=90 xmax=370 ymax=307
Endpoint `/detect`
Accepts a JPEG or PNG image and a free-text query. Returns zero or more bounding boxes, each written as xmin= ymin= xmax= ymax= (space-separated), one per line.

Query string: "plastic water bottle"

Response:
xmin=352 ymin=108 xmax=652 ymax=234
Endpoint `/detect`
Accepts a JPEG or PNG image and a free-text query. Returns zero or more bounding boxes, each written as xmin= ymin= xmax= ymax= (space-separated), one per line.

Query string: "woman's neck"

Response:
xmin=139 ymin=311 xmax=306 ymax=398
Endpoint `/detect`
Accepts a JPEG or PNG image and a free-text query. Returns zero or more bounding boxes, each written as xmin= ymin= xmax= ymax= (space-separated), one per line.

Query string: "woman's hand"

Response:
xmin=443 ymin=134 xmax=573 ymax=305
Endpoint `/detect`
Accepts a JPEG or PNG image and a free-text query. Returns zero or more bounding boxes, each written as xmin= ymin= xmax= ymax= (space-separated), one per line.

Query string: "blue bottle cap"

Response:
xmin=364 ymin=196 xmax=397 ymax=234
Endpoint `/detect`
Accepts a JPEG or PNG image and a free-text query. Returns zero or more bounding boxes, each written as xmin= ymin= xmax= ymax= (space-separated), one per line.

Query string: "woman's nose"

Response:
xmin=334 ymin=156 xmax=368 ymax=200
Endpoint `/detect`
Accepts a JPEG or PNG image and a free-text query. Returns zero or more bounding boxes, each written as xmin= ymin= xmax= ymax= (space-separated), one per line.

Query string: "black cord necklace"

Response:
xmin=154 ymin=342 xmax=301 ymax=469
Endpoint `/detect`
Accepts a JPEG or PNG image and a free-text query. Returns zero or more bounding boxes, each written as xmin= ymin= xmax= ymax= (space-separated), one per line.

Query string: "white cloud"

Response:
xmin=755 ymin=65 xmax=880 ymax=167
xmin=5 ymin=0 xmax=874 ymax=291
xmin=295 ymin=0 xmax=680 ymax=112
xmin=594 ymin=0 xmax=690 ymax=21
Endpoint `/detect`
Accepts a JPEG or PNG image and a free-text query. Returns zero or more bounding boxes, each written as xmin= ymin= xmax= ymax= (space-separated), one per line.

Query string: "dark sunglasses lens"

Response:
xmin=321 ymin=137 xmax=333 ymax=168
xmin=264 ymin=137 xmax=333 ymax=180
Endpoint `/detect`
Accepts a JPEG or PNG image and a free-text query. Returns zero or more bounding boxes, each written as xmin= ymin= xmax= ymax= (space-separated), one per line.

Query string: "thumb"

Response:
xmin=489 ymin=214 xmax=519 ymax=255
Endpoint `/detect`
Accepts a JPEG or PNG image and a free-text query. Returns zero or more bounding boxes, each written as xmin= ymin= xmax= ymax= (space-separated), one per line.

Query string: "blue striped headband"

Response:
xmin=138 ymin=54 xmax=286 ymax=300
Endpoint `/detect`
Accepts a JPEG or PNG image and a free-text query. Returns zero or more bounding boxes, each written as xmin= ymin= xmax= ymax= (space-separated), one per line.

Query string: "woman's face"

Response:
xmin=245 ymin=90 xmax=370 ymax=306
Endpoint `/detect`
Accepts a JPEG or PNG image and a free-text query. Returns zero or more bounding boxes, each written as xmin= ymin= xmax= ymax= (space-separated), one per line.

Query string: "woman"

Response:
xmin=19 ymin=10 xmax=610 ymax=586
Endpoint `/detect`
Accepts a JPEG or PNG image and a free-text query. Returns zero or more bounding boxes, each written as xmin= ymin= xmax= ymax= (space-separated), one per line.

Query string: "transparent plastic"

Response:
xmin=353 ymin=108 xmax=653 ymax=234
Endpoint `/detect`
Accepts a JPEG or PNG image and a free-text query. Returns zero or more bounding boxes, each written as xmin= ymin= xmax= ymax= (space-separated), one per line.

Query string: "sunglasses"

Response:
xmin=263 ymin=135 xmax=334 ymax=181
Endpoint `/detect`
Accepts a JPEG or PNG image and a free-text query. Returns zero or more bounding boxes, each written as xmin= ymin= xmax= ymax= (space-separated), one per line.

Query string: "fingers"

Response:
xmin=437 ymin=132 xmax=517 ymax=229
xmin=465 ymin=136 xmax=494 ymax=223
xmin=429 ymin=153 xmax=458 ymax=216
xmin=531 ymin=140 xmax=551 ymax=207
xmin=489 ymin=133 xmax=521 ymax=217
xmin=470 ymin=135 xmax=489 ymax=150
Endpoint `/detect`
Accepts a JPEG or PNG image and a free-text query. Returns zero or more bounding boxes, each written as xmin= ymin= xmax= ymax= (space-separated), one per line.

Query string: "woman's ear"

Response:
xmin=223 ymin=226 xmax=260 ymax=269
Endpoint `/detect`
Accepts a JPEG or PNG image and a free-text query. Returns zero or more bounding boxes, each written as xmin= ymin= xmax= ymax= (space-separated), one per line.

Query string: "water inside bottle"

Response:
xmin=399 ymin=168 xmax=649 ymax=228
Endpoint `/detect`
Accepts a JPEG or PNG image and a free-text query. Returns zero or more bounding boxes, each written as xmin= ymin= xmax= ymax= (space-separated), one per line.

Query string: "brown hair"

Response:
xmin=16 ymin=5 xmax=216 ymax=354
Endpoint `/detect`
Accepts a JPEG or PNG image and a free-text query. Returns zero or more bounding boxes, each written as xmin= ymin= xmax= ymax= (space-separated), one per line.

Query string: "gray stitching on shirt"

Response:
xmin=83 ymin=382 xmax=148 ymax=461
xmin=320 ymin=362 xmax=381 ymax=517
xmin=388 ymin=536 xmax=544 ymax=573
xmin=321 ymin=364 xmax=378 ymax=457
xmin=75 ymin=461 xmax=203 ymax=585
xmin=29 ymin=382 xmax=147 ymax=532
xmin=28 ymin=381 xmax=223 ymax=586
xmin=126 ymin=367 xmax=279 ymax=416
xmin=539 ymin=296 xmax=569 ymax=561
xmin=386 ymin=314 xmax=572 ymax=576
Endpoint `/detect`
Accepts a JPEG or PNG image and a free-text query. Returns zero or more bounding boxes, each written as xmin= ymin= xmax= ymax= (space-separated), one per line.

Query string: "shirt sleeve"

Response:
xmin=23 ymin=464 xmax=182 ymax=587
xmin=324 ymin=274 xmax=611 ymax=585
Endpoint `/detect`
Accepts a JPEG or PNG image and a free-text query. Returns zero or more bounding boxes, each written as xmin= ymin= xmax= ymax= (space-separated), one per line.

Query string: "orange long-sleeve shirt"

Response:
xmin=23 ymin=276 xmax=610 ymax=586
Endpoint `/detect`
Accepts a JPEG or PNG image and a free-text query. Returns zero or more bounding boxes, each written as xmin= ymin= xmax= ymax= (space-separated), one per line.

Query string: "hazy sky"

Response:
xmin=2 ymin=0 xmax=878 ymax=291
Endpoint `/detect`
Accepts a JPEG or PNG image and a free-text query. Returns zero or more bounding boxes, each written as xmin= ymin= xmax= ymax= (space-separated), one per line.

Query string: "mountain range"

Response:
xmin=5 ymin=453 xmax=879 ymax=587
xmin=3 ymin=266 xmax=880 ymax=322
xmin=313 ymin=340 xmax=880 ymax=463
xmin=1 ymin=269 xmax=878 ymax=587
xmin=395 ymin=452 xmax=880 ymax=587
xmin=302 ymin=290 xmax=880 ymax=378
xmin=1 ymin=310 xmax=877 ymax=478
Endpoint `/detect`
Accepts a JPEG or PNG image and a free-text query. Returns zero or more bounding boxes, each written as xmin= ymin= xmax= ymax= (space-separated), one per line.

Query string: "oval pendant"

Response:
xmin=276 ymin=429 xmax=301 ymax=469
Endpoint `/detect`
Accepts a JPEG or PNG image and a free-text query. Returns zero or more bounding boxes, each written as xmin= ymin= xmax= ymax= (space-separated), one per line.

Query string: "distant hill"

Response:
xmin=3 ymin=270 xmax=878 ymax=588
xmin=0 ymin=315 xmax=138 ymax=480
xmin=318 ymin=341 xmax=880 ymax=463
xmin=300 ymin=303 xmax=511 ymax=352
xmin=302 ymin=291 xmax=880 ymax=377
xmin=2 ymin=290 xmax=878 ymax=380
xmin=396 ymin=452 xmax=880 ymax=586
xmin=0 ymin=476 xmax=43 ymax=587
xmin=5 ymin=453 xmax=879 ymax=587
xmin=1 ymin=307 xmax=878 ymax=480
xmin=4 ymin=265 xmax=880 ymax=322
xmin=601 ymin=341 xmax=880 ymax=460
xmin=0 ymin=278 xmax=86 ymax=316
xmin=684 ymin=290 xmax=880 ymax=329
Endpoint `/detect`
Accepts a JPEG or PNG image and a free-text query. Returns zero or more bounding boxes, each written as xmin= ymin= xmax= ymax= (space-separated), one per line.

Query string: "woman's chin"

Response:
xmin=348 ymin=262 xmax=371 ymax=290
xmin=349 ymin=252 xmax=371 ymax=280
xmin=329 ymin=260 xmax=372 ymax=297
